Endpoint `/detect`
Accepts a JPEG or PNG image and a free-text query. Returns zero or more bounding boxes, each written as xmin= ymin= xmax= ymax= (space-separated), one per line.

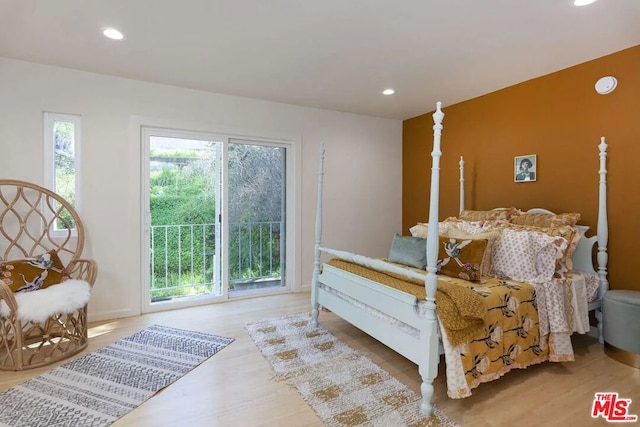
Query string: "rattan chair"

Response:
xmin=0 ymin=180 xmax=97 ymax=370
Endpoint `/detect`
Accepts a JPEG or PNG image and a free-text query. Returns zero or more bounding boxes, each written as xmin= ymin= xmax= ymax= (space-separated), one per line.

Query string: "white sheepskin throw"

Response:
xmin=0 ymin=279 xmax=91 ymax=324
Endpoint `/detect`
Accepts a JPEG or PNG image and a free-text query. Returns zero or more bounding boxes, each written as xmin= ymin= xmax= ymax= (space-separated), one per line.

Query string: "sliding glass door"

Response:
xmin=141 ymin=128 xmax=290 ymax=312
xmin=227 ymin=140 xmax=286 ymax=294
xmin=143 ymin=130 xmax=222 ymax=305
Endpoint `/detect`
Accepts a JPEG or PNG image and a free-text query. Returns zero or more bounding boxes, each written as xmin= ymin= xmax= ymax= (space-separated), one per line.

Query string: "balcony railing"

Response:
xmin=149 ymin=221 xmax=283 ymax=300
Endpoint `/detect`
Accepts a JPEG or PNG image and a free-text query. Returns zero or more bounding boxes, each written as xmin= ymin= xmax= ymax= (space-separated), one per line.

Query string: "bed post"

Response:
xmin=459 ymin=156 xmax=465 ymax=214
xmin=311 ymin=145 xmax=325 ymax=327
xmin=596 ymin=137 xmax=609 ymax=343
xmin=419 ymin=102 xmax=444 ymax=416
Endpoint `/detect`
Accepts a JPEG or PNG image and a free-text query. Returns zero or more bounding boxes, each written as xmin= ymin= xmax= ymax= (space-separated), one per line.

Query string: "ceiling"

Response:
xmin=1 ymin=0 xmax=639 ymax=120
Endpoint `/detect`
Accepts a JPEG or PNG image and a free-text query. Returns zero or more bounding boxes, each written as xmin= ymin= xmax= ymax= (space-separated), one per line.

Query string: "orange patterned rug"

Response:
xmin=246 ymin=313 xmax=459 ymax=427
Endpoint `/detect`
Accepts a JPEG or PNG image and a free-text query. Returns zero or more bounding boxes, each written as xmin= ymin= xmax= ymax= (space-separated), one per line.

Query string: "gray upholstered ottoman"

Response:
xmin=603 ymin=290 xmax=640 ymax=368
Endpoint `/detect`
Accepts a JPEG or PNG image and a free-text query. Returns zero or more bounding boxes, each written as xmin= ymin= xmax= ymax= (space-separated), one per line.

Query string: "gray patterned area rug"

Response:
xmin=0 ymin=324 xmax=233 ymax=427
xmin=246 ymin=313 xmax=460 ymax=427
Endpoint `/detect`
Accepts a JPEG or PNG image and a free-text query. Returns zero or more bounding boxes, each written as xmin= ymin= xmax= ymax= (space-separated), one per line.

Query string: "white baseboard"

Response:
xmin=299 ymin=283 xmax=312 ymax=292
xmin=88 ymin=308 xmax=138 ymax=323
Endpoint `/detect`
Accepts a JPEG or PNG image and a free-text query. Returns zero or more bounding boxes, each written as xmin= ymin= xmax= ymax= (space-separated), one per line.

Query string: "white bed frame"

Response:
xmin=310 ymin=102 xmax=609 ymax=416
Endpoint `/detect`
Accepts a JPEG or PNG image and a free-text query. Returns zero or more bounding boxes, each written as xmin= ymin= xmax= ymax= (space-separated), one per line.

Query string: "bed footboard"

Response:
xmin=310 ymin=103 xmax=445 ymax=416
xmin=315 ymin=264 xmax=440 ymax=416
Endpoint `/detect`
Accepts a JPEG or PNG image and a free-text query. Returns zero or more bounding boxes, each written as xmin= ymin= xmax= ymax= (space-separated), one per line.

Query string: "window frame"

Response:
xmin=43 ymin=112 xmax=81 ymax=236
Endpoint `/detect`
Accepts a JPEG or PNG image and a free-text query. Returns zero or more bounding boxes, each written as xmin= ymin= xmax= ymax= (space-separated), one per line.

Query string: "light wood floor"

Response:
xmin=2 ymin=292 xmax=639 ymax=426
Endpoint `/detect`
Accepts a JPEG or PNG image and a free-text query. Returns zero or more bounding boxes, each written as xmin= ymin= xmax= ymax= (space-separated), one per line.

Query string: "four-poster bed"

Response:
xmin=310 ymin=102 xmax=609 ymax=416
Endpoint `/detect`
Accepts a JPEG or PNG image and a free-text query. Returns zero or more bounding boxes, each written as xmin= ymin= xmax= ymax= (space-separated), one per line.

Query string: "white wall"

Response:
xmin=0 ymin=57 xmax=403 ymax=321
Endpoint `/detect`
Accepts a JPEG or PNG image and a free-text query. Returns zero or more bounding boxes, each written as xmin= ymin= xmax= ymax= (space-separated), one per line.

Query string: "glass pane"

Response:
xmin=228 ymin=141 xmax=286 ymax=293
xmin=148 ymin=136 xmax=221 ymax=302
xmin=54 ymin=120 xmax=76 ymax=229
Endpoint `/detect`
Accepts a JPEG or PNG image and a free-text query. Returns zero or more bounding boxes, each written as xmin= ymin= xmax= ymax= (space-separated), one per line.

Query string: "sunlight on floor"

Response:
xmin=88 ymin=322 xmax=121 ymax=338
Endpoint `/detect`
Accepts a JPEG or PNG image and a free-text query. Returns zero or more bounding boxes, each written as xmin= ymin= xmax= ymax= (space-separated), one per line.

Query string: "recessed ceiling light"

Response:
xmin=102 ymin=27 xmax=124 ymax=40
xmin=382 ymin=89 xmax=395 ymax=96
xmin=573 ymin=0 xmax=597 ymax=6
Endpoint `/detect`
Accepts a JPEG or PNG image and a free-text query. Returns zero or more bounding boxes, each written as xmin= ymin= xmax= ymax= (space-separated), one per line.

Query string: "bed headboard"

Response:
xmin=573 ymin=226 xmax=598 ymax=275
xmin=457 ymin=137 xmax=609 ymax=300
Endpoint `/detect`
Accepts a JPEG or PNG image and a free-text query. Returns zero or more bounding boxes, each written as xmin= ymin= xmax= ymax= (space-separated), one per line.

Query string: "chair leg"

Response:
xmin=0 ymin=306 xmax=88 ymax=371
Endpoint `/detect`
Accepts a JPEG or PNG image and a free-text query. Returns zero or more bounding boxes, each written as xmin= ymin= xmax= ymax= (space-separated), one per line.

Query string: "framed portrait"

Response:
xmin=514 ymin=154 xmax=537 ymax=182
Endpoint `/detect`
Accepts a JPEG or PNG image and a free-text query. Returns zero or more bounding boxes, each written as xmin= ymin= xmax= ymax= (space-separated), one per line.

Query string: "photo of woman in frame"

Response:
xmin=515 ymin=155 xmax=537 ymax=182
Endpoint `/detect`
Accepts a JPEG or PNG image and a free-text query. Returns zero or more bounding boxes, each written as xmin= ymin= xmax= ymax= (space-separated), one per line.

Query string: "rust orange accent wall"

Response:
xmin=403 ymin=45 xmax=640 ymax=291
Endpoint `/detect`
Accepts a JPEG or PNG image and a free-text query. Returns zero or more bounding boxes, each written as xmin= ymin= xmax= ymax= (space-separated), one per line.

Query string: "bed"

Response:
xmin=309 ymin=102 xmax=609 ymax=416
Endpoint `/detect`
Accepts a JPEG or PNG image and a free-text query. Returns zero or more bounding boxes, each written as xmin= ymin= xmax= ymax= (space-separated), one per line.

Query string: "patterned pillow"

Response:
xmin=509 ymin=212 xmax=581 ymax=227
xmin=458 ymin=208 xmax=519 ymax=222
xmin=3 ymin=250 xmax=67 ymax=293
xmin=388 ymin=234 xmax=427 ymax=269
xmin=408 ymin=222 xmax=450 ymax=239
xmin=442 ymin=227 xmax=502 ymax=278
xmin=491 ymin=229 xmax=566 ymax=283
xmin=552 ymin=227 xmax=581 ymax=279
xmin=437 ymin=237 xmax=488 ymax=282
xmin=447 ymin=219 xmax=486 ymax=234
xmin=499 ymin=223 xmax=579 ymax=279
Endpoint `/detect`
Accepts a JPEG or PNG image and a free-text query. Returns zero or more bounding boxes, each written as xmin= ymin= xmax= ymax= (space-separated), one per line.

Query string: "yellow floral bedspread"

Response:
xmin=438 ymin=274 xmax=549 ymax=398
xmin=324 ymin=258 xmax=554 ymax=398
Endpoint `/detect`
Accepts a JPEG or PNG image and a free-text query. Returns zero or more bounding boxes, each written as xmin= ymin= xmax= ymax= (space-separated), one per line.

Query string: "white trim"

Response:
xmin=88 ymin=308 xmax=139 ymax=323
xmin=43 ymin=111 xmax=81 ymax=237
xmin=220 ymin=138 xmax=230 ymax=301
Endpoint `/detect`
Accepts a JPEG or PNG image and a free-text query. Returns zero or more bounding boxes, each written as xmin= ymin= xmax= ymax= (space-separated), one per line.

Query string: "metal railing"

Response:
xmin=149 ymin=221 xmax=283 ymax=299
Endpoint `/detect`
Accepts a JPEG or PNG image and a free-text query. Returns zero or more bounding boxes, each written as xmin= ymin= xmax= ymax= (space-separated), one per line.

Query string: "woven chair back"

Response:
xmin=0 ymin=179 xmax=85 ymax=266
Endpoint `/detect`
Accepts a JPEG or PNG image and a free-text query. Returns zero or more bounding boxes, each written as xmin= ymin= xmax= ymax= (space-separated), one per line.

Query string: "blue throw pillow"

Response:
xmin=388 ymin=233 xmax=427 ymax=269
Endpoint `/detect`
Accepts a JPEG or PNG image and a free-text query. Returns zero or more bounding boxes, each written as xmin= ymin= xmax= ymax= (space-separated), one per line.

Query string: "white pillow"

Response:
xmin=491 ymin=228 xmax=564 ymax=283
xmin=408 ymin=222 xmax=449 ymax=239
xmin=451 ymin=220 xmax=486 ymax=234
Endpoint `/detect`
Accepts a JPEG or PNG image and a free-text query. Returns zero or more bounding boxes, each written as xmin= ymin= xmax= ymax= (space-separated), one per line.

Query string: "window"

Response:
xmin=43 ymin=112 xmax=81 ymax=231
